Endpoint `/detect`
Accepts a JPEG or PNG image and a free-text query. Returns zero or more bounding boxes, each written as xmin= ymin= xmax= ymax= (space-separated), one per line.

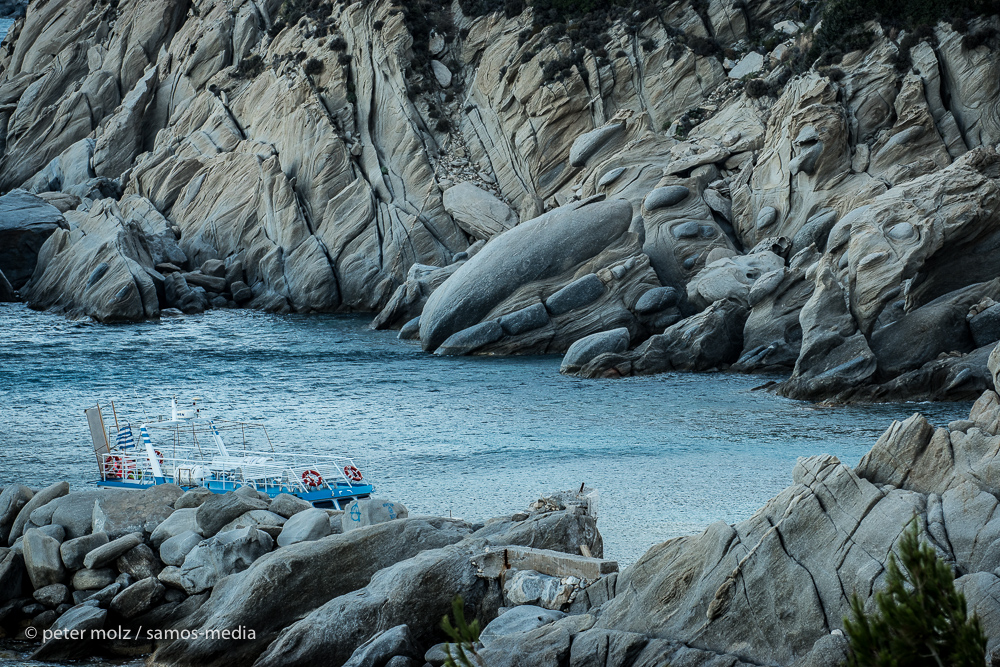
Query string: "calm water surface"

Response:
xmin=0 ymin=303 xmax=970 ymax=567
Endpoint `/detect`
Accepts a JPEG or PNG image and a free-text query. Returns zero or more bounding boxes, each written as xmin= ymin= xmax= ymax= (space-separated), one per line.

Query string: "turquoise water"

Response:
xmin=0 ymin=303 xmax=970 ymax=566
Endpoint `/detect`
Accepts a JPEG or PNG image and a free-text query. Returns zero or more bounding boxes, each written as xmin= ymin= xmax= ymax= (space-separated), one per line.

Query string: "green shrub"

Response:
xmin=844 ymin=518 xmax=988 ymax=667
xmin=303 ymin=58 xmax=324 ymax=75
xmin=745 ymin=77 xmax=769 ymax=98
xmin=441 ymin=596 xmax=483 ymax=667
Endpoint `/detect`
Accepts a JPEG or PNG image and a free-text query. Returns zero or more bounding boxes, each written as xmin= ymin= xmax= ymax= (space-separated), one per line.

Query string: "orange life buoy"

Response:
xmin=302 ymin=469 xmax=324 ymax=488
xmin=343 ymin=465 xmax=363 ymax=482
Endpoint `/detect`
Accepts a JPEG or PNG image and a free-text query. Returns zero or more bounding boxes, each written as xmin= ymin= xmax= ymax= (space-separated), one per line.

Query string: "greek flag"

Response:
xmin=115 ymin=424 xmax=135 ymax=450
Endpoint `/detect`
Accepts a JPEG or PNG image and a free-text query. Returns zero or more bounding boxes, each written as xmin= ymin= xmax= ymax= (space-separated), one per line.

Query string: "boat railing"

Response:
xmin=98 ymin=448 xmax=369 ymax=493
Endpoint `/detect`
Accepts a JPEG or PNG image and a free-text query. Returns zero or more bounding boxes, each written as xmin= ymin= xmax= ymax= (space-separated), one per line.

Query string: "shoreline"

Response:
xmin=3 ymin=391 xmax=1000 ymax=664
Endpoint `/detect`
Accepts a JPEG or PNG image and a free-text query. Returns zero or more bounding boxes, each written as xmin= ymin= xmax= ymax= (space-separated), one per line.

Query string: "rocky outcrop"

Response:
xmin=1 ymin=0 xmax=999 ymax=401
xmin=457 ymin=390 xmax=1000 ymax=666
xmin=0 ymin=189 xmax=66 ymax=290
xmin=416 ymin=197 xmax=661 ymax=356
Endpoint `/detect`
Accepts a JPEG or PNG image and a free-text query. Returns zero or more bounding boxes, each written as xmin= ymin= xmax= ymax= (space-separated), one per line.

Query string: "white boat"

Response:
xmin=84 ymin=398 xmax=373 ymax=509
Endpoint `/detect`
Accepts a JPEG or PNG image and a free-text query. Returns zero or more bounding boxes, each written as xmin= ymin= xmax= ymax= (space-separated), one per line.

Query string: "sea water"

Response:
xmin=0 ymin=303 xmax=969 ymax=566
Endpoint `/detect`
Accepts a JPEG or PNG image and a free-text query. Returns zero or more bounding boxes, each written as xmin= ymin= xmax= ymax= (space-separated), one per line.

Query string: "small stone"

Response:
xmin=431 ymin=60 xmax=452 ymax=87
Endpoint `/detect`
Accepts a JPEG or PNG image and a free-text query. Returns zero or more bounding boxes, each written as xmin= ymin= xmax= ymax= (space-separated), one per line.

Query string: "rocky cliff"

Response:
xmin=1 ymin=0 xmax=999 ymax=400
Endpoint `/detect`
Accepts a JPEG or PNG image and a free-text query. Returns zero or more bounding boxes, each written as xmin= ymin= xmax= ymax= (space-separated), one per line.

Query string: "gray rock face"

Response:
xmin=150 ymin=517 xmax=475 ymax=666
xmin=341 ymin=499 xmax=408 ymax=532
xmin=269 ymin=494 xmax=313 ymax=519
xmin=116 ymin=543 xmax=162 ymax=579
xmin=341 ymin=624 xmax=419 ymax=667
xmin=59 ymin=532 xmax=109 ymax=570
xmin=252 ymin=509 xmax=602 ymax=667
xmin=442 ymin=182 xmax=518 ymax=240
xmin=569 ymin=123 xmax=625 ymax=168
xmin=91 ymin=484 xmax=180 ymax=539
xmin=277 ymin=508 xmax=332 ymax=548
xmin=0 ymin=190 xmax=66 ymax=289
xmin=419 ymin=199 xmax=633 ymax=352
xmin=178 ymin=526 xmax=274 ymax=594
xmin=9 ymin=481 xmax=68 ymax=544
xmin=159 ymin=531 xmax=203 ymax=568
xmin=0 ymin=484 xmax=33 ymax=544
xmin=870 ymin=280 xmax=998 ymax=379
xmin=195 ymin=492 xmax=269 ymax=537
xmin=29 ymin=604 xmax=107 ymax=661
xmin=22 ymin=528 xmax=65 ymax=588
xmin=110 ymin=576 xmax=164 ymax=618
xmin=560 ymin=328 xmax=631 ymax=375
xmin=971 ymin=302 xmax=1000 ymax=349
xmin=574 ymin=299 xmax=748 ymax=378
xmin=150 ymin=507 xmax=200 ymax=548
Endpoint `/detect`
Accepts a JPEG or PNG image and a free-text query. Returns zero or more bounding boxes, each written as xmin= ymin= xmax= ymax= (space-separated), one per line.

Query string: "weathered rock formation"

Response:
xmin=1 ymin=0 xmax=999 ymax=400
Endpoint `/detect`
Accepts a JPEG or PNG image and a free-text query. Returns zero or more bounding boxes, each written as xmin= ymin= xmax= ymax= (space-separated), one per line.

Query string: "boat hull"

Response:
xmin=95 ymin=478 xmax=374 ymax=509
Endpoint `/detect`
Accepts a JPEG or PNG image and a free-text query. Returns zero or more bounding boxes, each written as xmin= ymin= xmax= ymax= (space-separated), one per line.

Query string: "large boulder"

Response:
xmin=22 ymin=199 xmax=162 ymax=322
xmin=573 ymin=299 xmax=748 ymax=378
xmin=22 ymin=528 xmax=65 ymax=588
xmin=92 ymin=484 xmax=180 ymax=539
xmin=29 ymin=604 xmax=107 ymax=661
xmin=0 ymin=484 xmax=33 ymax=543
xmin=277 ymin=508 xmax=331 ymax=547
xmin=59 ymin=532 xmax=109 ymax=570
xmin=8 ymin=480 xmax=68 ymax=544
xmin=559 ymin=328 xmax=630 ymax=375
xmin=178 ymin=526 xmax=274 ymax=594
xmin=0 ymin=189 xmax=67 ymax=289
xmin=418 ymin=198 xmax=634 ymax=352
xmin=149 ymin=507 xmax=200 ymax=548
xmin=195 ymin=492 xmax=269 ymax=537
xmin=442 ymin=182 xmax=518 ymax=240
xmin=251 ymin=509 xmax=602 ymax=667
xmin=341 ymin=499 xmax=408 ymax=532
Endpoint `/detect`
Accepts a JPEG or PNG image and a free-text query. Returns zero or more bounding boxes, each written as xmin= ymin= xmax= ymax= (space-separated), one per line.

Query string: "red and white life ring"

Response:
xmin=343 ymin=465 xmax=363 ymax=482
xmin=104 ymin=455 xmax=123 ymax=478
xmin=302 ymin=469 xmax=324 ymax=488
xmin=154 ymin=449 xmax=164 ymax=465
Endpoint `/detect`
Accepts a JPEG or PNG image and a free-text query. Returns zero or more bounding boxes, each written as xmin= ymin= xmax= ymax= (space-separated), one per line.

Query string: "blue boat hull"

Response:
xmin=95 ymin=478 xmax=374 ymax=509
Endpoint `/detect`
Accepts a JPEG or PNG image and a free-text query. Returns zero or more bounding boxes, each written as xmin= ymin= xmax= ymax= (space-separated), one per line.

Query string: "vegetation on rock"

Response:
xmin=844 ymin=518 xmax=988 ymax=667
